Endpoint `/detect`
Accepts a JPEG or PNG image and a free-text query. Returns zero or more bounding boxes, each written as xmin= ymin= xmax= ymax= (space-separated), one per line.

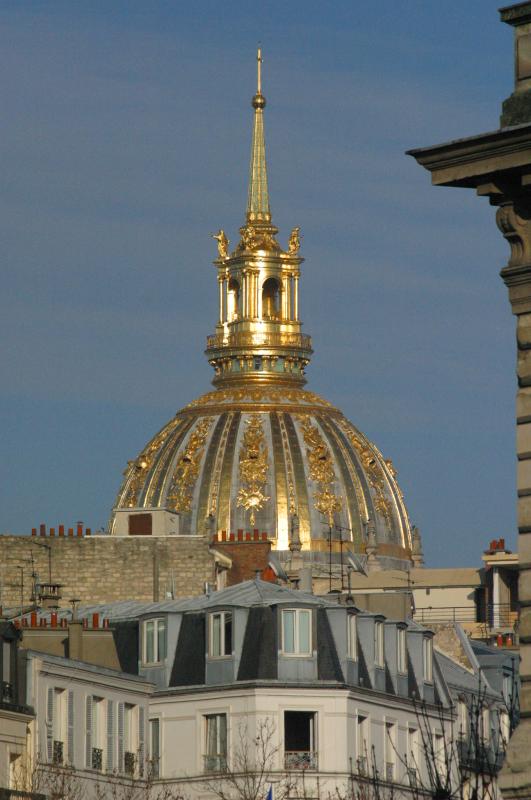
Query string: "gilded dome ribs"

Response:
xmin=282 ymin=413 xmax=311 ymax=545
xmin=316 ymin=416 xmax=363 ymax=550
xmin=195 ymin=414 xmax=228 ymax=528
xmin=166 ymin=418 xmax=213 ymax=515
xmin=269 ymin=412 xmax=289 ymax=549
xmin=217 ymin=412 xmax=241 ymax=535
xmin=145 ymin=419 xmax=195 ymax=508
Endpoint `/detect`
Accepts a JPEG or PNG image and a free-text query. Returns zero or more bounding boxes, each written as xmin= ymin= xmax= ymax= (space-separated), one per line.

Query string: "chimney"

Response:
xmin=68 ymin=621 xmax=83 ymax=661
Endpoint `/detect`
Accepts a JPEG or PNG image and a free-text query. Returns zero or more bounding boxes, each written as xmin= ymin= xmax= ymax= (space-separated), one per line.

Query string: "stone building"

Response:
xmin=13 ymin=579 xmax=513 ymax=800
xmin=408 ymin=2 xmax=531 ymax=796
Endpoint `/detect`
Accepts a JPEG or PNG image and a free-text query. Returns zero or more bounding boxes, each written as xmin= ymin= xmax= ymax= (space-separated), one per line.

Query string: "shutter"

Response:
xmin=106 ymin=700 xmax=114 ymax=772
xmin=85 ymin=696 xmax=93 ymax=769
xmin=138 ymin=706 xmax=145 ymax=777
xmin=117 ymin=702 xmax=124 ymax=774
xmin=46 ymin=687 xmax=54 ymax=762
xmin=67 ymin=690 xmax=75 ymax=764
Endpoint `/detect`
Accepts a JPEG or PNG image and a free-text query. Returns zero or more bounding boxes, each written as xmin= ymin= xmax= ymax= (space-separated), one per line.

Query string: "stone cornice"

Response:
xmin=407 ymin=124 xmax=531 ymax=188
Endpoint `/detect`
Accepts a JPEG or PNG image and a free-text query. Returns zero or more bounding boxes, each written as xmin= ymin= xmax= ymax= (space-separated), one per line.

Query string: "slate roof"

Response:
xmin=10 ymin=579 xmax=341 ymax=623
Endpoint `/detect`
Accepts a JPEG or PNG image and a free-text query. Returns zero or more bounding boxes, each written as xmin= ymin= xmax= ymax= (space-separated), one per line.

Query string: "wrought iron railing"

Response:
xmin=91 ymin=747 xmax=103 ymax=771
xmin=284 ymin=751 xmax=318 ymax=770
xmin=413 ymin=603 xmax=517 ymax=628
xmin=124 ymin=751 xmax=135 ymax=776
xmin=203 ymin=754 xmax=227 ymax=773
xmin=385 ymin=762 xmax=394 ymax=782
xmin=52 ymin=740 xmax=63 ymax=765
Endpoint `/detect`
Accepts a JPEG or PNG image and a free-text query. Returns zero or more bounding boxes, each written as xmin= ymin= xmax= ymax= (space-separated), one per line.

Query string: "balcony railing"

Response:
xmin=206 ymin=331 xmax=312 ymax=351
xmin=52 ymin=740 xmax=63 ymax=765
xmin=385 ymin=762 xmax=394 ymax=782
xmin=413 ymin=603 xmax=517 ymax=629
xmin=284 ymin=751 xmax=318 ymax=771
xmin=124 ymin=751 xmax=135 ymax=776
xmin=91 ymin=747 xmax=103 ymax=771
xmin=203 ymin=754 xmax=227 ymax=773
xmin=356 ymin=756 xmax=368 ymax=776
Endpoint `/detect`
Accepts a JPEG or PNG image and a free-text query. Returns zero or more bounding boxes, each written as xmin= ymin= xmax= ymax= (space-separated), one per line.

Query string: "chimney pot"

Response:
xmin=51 ymin=612 xmax=58 ymax=628
xmin=39 ymin=524 xmax=46 ymax=536
xmin=92 ymin=613 xmax=99 ymax=629
xmin=31 ymin=528 xmax=37 ymax=536
xmin=50 ymin=527 xmax=55 ymax=537
xmin=59 ymin=525 xmax=64 ymax=536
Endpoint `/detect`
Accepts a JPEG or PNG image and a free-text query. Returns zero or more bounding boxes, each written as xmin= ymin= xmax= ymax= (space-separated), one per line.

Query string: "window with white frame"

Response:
xmin=209 ymin=611 xmax=233 ymax=658
xmin=406 ymin=726 xmax=419 ymax=786
xmin=384 ymin=721 xmax=396 ymax=782
xmin=348 ymin=614 xmax=357 ymax=660
xmin=281 ymin=609 xmax=312 ymax=655
xmin=397 ymin=627 xmax=407 ymax=673
xmin=374 ymin=621 xmax=384 ymax=667
xmin=433 ymin=732 xmax=445 ymax=773
xmin=143 ymin=618 xmax=167 ymax=664
xmin=500 ymin=711 xmax=510 ymax=747
xmin=204 ymin=713 xmax=227 ymax=773
xmin=149 ymin=718 xmax=160 ymax=778
xmin=458 ymin=700 xmax=468 ymax=739
xmin=46 ymin=687 xmax=67 ymax=765
xmin=86 ymin=695 xmax=105 ymax=771
xmin=124 ymin=704 xmax=136 ymax=775
xmin=422 ymin=636 xmax=433 ymax=682
xmin=356 ymin=714 xmax=370 ymax=775
xmin=480 ymin=707 xmax=490 ymax=743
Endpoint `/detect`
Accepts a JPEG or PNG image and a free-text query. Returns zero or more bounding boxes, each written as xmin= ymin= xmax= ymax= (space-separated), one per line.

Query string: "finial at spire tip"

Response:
xmin=252 ymin=46 xmax=265 ymax=109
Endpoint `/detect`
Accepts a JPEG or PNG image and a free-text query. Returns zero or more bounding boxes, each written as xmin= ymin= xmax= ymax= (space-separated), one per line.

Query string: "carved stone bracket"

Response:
xmin=496 ymin=200 xmax=531 ymax=269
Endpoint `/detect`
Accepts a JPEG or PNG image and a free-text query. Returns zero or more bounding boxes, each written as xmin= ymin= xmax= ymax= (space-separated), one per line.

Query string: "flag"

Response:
xmin=266 ymin=786 xmax=273 ymax=800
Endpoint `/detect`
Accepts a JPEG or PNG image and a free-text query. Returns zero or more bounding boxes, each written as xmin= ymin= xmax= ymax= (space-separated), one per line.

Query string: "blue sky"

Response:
xmin=1 ymin=1 xmax=515 ymax=567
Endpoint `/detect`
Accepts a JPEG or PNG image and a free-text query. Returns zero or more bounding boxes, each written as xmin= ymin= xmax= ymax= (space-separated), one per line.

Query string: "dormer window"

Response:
xmin=281 ymin=609 xmax=311 ymax=655
xmin=348 ymin=614 xmax=357 ymax=660
xmin=143 ymin=618 xmax=167 ymax=665
xmin=209 ymin=611 xmax=233 ymax=658
xmin=374 ymin=621 xmax=384 ymax=667
xmin=397 ymin=627 xmax=407 ymax=674
xmin=423 ymin=636 xmax=433 ymax=682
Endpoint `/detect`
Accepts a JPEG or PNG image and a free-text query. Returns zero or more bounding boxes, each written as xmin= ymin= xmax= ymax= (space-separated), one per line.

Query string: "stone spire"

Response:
xmin=247 ymin=48 xmax=271 ymax=224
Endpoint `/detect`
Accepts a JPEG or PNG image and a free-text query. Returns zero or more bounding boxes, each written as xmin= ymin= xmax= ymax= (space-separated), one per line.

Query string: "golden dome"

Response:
xmin=110 ymin=385 xmax=412 ymax=565
xmin=109 ymin=50 xmax=415 ymax=568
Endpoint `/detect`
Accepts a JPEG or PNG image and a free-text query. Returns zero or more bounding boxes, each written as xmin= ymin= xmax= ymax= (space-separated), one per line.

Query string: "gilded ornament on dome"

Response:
xmin=299 ymin=415 xmax=342 ymax=525
xmin=212 ymin=229 xmax=229 ymax=260
xmin=236 ymin=414 xmax=270 ymax=526
xmin=167 ymin=418 xmax=212 ymax=513
xmin=123 ymin=421 xmax=178 ymax=507
xmin=341 ymin=422 xmax=393 ymax=524
xmin=287 ymin=226 xmax=301 ymax=255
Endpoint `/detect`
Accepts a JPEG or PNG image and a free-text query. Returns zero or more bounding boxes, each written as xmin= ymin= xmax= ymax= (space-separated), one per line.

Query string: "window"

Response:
xmin=423 ymin=637 xmax=433 ymax=682
xmin=385 ymin=722 xmax=396 ymax=782
xmin=281 ymin=609 xmax=312 ymax=655
xmin=500 ymin=711 xmax=510 ymax=747
xmin=284 ymin=711 xmax=317 ymax=770
xmin=46 ymin=687 xmax=66 ymax=764
xmin=480 ymin=708 xmax=490 ymax=743
xmin=149 ymin=719 xmax=160 ymax=779
xmin=124 ymin=704 xmax=136 ymax=775
xmin=348 ymin=615 xmax=357 ymax=660
xmin=356 ymin=714 xmax=370 ymax=775
xmin=397 ymin=628 xmax=407 ymax=673
xmin=374 ymin=621 xmax=384 ymax=667
xmin=407 ymin=726 xmax=419 ymax=786
xmin=143 ymin=618 xmax=167 ymax=664
xmin=86 ymin=696 xmax=104 ymax=770
xmin=204 ymin=714 xmax=227 ymax=773
xmin=433 ymin=732 xmax=445 ymax=773
xmin=458 ymin=700 xmax=468 ymax=739
xmin=2 ymin=641 xmax=11 ymax=699
xmin=209 ymin=611 xmax=233 ymax=657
